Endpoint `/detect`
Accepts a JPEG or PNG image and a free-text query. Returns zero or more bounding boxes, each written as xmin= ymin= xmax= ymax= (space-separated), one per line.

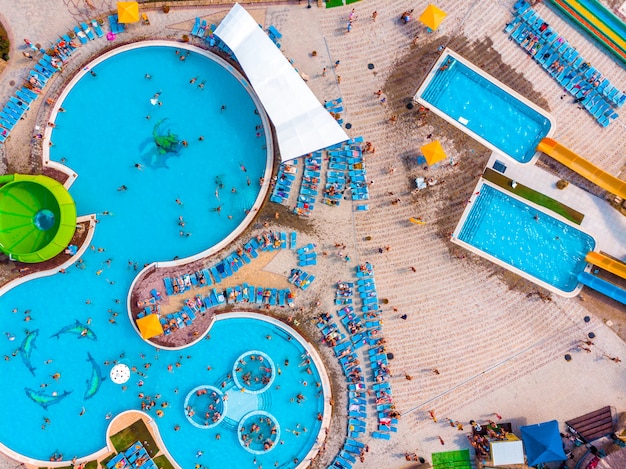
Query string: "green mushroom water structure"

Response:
xmin=0 ymin=174 xmax=76 ymax=263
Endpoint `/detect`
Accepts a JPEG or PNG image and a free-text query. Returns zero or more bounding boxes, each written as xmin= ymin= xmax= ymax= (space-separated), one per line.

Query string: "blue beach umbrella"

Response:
xmin=520 ymin=420 xmax=567 ymax=467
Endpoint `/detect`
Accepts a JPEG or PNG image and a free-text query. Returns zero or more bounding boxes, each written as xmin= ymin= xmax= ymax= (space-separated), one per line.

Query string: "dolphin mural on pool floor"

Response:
xmin=19 ymin=329 xmax=38 ymax=376
xmin=84 ymin=352 xmax=105 ymax=400
xmin=24 ymin=388 xmax=72 ymax=410
xmin=50 ymin=320 xmax=97 ymax=341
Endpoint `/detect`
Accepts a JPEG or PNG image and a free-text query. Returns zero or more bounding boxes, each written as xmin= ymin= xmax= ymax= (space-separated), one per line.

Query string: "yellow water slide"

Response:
xmin=585 ymin=252 xmax=626 ymax=280
xmin=536 ymin=138 xmax=626 ymax=200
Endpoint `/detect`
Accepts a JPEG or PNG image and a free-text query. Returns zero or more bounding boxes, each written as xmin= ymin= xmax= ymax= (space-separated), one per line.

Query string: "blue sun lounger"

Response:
xmin=371 ymin=431 xmax=391 ymax=440
xmin=255 ymin=287 xmax=263 ymax=303
xmin=212 ymin=288 xmax=225 ymax=304
xmin=191 ymin=17 xmax=201 ymax=36
xmin=199 ymin=268 xmax=212 ymax=286
xmin=289 ymin=231 xmax=297 ymax=249
xmin=341 ymin=450 xmax=358 ymax=464
xmin=73 ymin=26 xmax=89 ymax=44
xmin=198 ymin=20 xmax=207 ymax=38
xmin=19 ymin=87 xmax=39 ymax=100
xmin=297 ymin=243 xmax=315 ymax=255
xmin=210 ymin=266 xmax=221 ymax=283
xmin=268 ymin=288 xmax=277 ymax=306
xmin=81 ymin=22 xmax=95 ymax=40
xmin=163 ymin=277 xmax=174 ymax=295
xmin=90 ymin=19 xmax=104 ymax=38
xmin=15 ymin=89 xmax=34 ymax=104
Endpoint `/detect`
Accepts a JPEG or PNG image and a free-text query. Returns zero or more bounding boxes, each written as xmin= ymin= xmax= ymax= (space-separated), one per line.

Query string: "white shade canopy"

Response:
xmin=215 ymin=4 xmax=349 ymax=162
xmin=490 ymin=439 xmax=525 ymax=466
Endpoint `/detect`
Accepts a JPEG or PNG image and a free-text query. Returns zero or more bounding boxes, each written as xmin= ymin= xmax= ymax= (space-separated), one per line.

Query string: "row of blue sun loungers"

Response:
xmin=507 ymin=1 xmax=622 ymax=127
xmin=155 ymin=283 xmax=297 ymax=335
xmin=162 ymin=232 xmax=295 ymax=296
xmin=354 ymin=264 xmax=398 ymax=439
xmin=288 ymin=268 xmax=315 ymax=290
xmin=271 ymin=160 xmax=298 ymax=204
xmin=318 ymin=285 xmax=368 ymax=469
xmin=325 ymin=97 xmax=345 ymax=126
xmin=330 ymin=438 xmax=366 ymax=469
xmin=326 ymin=137 xmax=369 ymax=202
xmin=297 ymin=242 xmax=317 ymax=266
xmin=294 ymin=151 xmax=323 ymax=217
xmin=189 ymin=19 xmax=235 ymax=58
xmin=1 ymin=18 xmax=119 ymax=144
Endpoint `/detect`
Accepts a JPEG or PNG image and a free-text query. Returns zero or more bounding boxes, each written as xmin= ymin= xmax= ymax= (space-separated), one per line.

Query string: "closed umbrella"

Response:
xmin=419 ymin=4 xmax=447 ymax=31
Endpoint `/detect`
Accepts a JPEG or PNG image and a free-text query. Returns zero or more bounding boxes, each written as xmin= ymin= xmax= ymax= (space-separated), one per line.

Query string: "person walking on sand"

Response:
xmin=372 ymin=11 xmax=378 ymax=21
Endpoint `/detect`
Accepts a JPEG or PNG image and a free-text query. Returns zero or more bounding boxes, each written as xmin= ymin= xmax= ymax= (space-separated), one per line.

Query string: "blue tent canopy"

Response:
xmin=520 ymin=420 xmax=567 ymax=467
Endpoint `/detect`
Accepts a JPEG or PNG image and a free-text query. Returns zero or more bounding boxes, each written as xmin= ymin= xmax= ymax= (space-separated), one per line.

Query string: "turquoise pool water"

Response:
xmin=50 ymin=44 xmax=267 ymax=261
xmin=0 ymin=44 xmax=324 ymax=468
xmin=457 ymin=184 xmax=595 ymax=292
xmin=420 ymin=54 xmax=552 ymax=163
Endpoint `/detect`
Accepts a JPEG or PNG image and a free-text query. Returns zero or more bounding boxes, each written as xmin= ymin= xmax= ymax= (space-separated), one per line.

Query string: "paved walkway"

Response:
xmin=0 ymin=0 xmax=624 ymax=468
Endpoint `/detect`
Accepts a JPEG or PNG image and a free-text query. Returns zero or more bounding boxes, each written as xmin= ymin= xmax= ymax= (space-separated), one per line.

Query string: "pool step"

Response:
xmin=259 ymin=389 xmax=272 ymax=411
xmin=457 ymin=186 xmax=492 ymax=242
xmin=221 ymin=416 xmax=239 ymax=432
xmin=421 ymin=59 xmax=456 ymax=104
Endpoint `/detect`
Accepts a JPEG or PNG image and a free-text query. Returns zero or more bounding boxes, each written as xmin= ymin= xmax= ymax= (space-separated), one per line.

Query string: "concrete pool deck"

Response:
xmin=0 ymin=1 xmax=625 ymax=468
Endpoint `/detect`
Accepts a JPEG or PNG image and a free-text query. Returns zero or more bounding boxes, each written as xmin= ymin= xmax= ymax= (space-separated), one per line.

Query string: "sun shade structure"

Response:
xmin=215 ymin=3 xmax=349 ymax=162
xmin=520 ymin=420 xmax=567 ymax=467
xmin=117 ymin=1 xmax=139 ymax=23
xmin=136 ymin=314 xmax=163 ymax=339
xmin=420 ymin=140 xmax=447 ymax=165
xmin=419 ymin=4 xmax=448 ymax=31
xmin=490 ymin=435 xmax=525 ymax=466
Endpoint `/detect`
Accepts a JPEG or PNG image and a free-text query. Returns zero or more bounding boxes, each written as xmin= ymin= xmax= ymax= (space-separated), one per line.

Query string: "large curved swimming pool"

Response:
xmin=48 ymin=42 xmax=271 ymax=262
xmin=0 ymin=43 xmax=327 ymax=468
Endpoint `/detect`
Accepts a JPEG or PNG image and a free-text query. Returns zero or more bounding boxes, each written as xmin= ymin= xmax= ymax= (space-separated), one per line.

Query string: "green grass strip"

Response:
xmin=345 ymin=0 xmax=362 ymax=4
xmin=110 ymin=419 xmax=158 ymax=457
xmin=483 ymin=168 xmax=584 ymax=225
xmin=153 ymin=455 xmax=177 ymax=469
xmin=326 ymin=0 xmax=345 ymax=8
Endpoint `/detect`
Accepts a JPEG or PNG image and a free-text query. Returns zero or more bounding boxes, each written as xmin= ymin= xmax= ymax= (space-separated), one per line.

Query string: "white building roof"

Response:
xmin=215 ymin=3 xmax=349 ymax=162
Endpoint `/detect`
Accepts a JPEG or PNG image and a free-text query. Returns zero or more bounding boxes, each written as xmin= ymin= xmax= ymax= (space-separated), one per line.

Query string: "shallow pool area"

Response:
xmin=415 ymin=49 xmax=554 ymax=164
xmin=0 ymin=309 xmax=327 ymax=468
xmin=453 ymin=183 xmax=596 ymax=295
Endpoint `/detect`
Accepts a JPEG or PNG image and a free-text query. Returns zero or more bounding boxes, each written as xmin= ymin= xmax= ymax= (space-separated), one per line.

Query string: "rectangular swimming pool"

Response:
xmin=415 ymin=49 xmax=554 ymax=164
xmin=452 ymin=183 xmax=596 ymax=296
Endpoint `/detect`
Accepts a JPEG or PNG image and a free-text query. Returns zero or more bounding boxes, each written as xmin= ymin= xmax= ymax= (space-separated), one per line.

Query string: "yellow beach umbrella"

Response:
xmin=136 ymin=314 xmax=163 ymax=339
xmin=419 ymin=4 xmax=447 ymax=31
xmin=420 ymin=140 xmax=447 ymax=166
xmin=117 ymin=1 xmax=140 ymax=23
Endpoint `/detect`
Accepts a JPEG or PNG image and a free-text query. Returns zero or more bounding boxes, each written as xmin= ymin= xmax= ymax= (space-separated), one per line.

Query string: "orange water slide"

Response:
xmin=586 ymin=252 xmax=626 ymax=280
xmin=537 ymin=138 xmax=626 ymax=200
